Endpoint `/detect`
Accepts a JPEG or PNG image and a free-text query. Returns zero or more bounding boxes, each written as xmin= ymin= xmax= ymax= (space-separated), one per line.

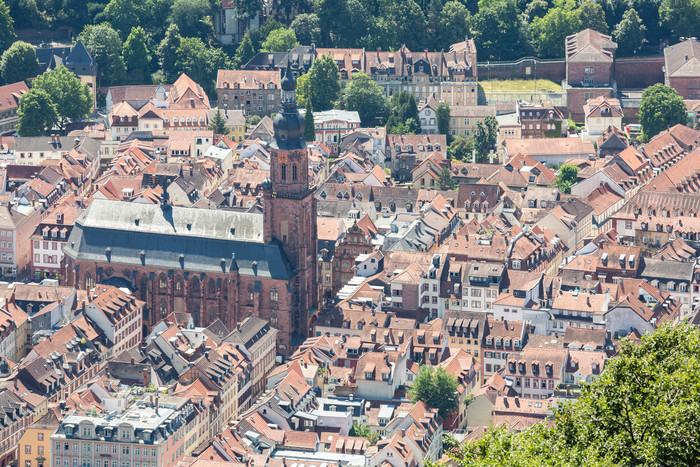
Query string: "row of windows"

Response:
xmin=54 ymin=459 xmax=157 ymax=467
xmin=222 ymin=93 xmax=276 ymax=101
xmin=56 ymin=442 xmax=157 ymax=457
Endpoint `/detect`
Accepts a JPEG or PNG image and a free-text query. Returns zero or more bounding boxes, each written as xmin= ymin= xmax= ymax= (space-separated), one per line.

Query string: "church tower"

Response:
xmin=262 ymin=62 xmax=318 ymax=338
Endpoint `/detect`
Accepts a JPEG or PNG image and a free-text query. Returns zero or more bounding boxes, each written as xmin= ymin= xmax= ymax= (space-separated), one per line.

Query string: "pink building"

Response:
xmin=0 ymin=203 xmax=40 ymax=278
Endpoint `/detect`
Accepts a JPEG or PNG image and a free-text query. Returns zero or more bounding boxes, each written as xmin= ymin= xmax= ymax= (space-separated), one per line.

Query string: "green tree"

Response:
xmin=246 ymin=115 xmax=261 ymax=127
xmin=425 ymin=0 xmax=442 ymax=50
xmin=409 ymin=366 xmax=459 ymax=419
xmin=338 ymin=0 xmax=370 ymax=47
xmin=208 ymin=108 xmax=229 ymax=135
xmin=253 ymin=18 xmax=284 ymax=49
xmin=660 ymin=0 xmax=700 ymax=40
xmin=291 ymin=13 xmax=321 ymax=45
xmin=232 ymin=31 xmax=256 ymax=69
xmin=629 ymin=0 xmax=664 ymax=44
xmin=304 ymin=100 xmax=315 ymax=142
xmin=123 ymin=26 xmax=150 ymax=84
xmin=445 ymin=324 xmax=700 ymax=466
xmin=613 ymin=9 xmax=646 ymax=56
xmin=599 ymin=0 xmax=629 ymax=29
xmin=80 ymin=24 xmax=127 ymax=87
xmin=531 ymin=0 xmax=582 ymax=58
xmin=98 ymin=0 xmax=145 ymax=40
xmin=0 ymin=0 xmax=15 ymax=54
xmin=349 ymin=422 xmax=380 ymax=446
xmin=639 ymin=84 xmax=687 ymax=139
xmin=473 ymin=0 xmax=532 ymax=61
xmin=32 ymin=66 xmax=92 ymax=130
xmin=578 ymin=1 xmax=608 ymax=33
xmin=555 ymin=163 xmax=580 ymax=193
xmin=524 ymin=0 xmax=549 ymax=21
xmin=261 ymin=28 xmax=299 ymax=52
xmin=436 ymin=102 xmax=450 ymax=137
xmin=344 ymin=72 xmax=388 ymax=126
xmin=472 ymin=115 xmax=499 ymax=162
xmin=169 ymin=0 xmax=213 ymax=40
xmin=438 ymin=1 xmax=471 ymax=50
xmin=386 ymin=91 xmax=421 ymax=134
xmin=175 ymin=37 xmax=229 ymax=96
xmin=307 ymin=54 xmax=340 ymax=111
xmin=448 ymin=135 xmax=474 ymax=161
xmin=233 ymin=0 xmax=261 ymax=22
xmin=379 ymin=0 xmax=427 ymax=50
xmin=6 ymin=0 xmax=41 ymax=29
xmin=389 ymin=92 xmax=420 ymax=125
xmin=158 ymin=24 xmax=181 ymax=83
xmin=0 ymin=41 xmax=37 ymax=84
xmin=143 ymin=0 xmax=174 ymax=40
xmin=314 ymin=0 xmax=347 ymax=47
xmin=16 ymin=88 xmax=58 ymax=136
xmin=437 ymin=167 xmax=455 ymax=190
xmin=295 ymin=72 xmax=311 ymax=108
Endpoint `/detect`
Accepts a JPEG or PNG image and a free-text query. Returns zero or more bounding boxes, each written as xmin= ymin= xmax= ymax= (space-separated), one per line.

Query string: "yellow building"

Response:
xmin=208 ymin=108 xmax=246 ymax=142
xmin=449 ymin=105 xmax=498 ymax=138
xmin=18 ymin=409 xmax=60 ymax=467
xmin=440 ymin=80 xmax=479 ymax=106
xmin=444 ymin=310 xmax=487 ymax=365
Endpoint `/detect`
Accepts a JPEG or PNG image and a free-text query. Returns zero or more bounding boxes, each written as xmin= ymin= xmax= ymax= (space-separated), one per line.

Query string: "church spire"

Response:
xmin=271 ymin=53 xmax=305 ymax=151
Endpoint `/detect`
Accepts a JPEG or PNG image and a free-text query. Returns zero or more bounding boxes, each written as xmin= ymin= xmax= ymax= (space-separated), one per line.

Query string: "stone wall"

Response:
xmin=478 ymin=58 xmax=566 ymax=82
xmin=615 ymin=56 xmax=665 ymax=89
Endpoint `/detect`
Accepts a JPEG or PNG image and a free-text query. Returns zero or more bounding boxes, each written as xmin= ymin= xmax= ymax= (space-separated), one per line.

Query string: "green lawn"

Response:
xmin=479 ymin=79 xmax=562 ymax=93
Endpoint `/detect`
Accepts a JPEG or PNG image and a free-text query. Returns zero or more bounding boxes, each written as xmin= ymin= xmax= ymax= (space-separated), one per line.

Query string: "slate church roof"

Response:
xmin=64 ymin=199 xmax=293 ymax=280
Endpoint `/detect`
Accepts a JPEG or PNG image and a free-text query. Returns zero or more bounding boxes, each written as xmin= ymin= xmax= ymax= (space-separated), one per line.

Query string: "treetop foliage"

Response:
xmin=439 ymin=324 xmax=700 ymax=467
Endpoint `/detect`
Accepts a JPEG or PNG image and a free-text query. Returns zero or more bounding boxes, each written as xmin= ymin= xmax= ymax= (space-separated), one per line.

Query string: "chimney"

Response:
xmin=155 ymin=396 xmax=159 ymax=415
xmin=150 ymin=395 xmax=154 ymax=407
xmin=143 ymin=367 xmax=149 ymax=387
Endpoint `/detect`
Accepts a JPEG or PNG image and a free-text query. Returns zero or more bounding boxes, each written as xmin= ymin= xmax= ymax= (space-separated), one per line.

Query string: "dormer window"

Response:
xmin=495 ymin=338 xmax=501 ymax=346
xmin=486 ymin=336 xmax=492 ymax=345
